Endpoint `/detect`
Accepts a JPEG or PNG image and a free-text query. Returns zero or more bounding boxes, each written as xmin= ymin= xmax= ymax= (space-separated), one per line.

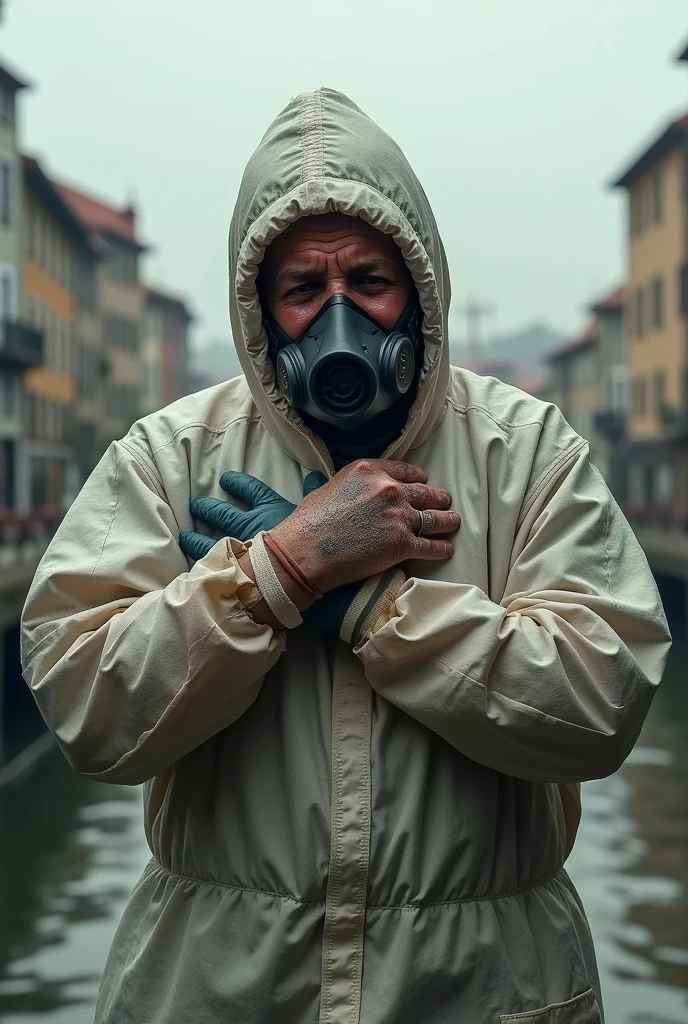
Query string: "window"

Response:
xmin=77 ymin=343 xmax=102 ymax=398
xmin=630 ymin=191 xmax=640 ymax=236
xmin=25 ymin=200 xmax=34 ymax=259
xmin=43 ymin=215 xmax=52 ymax=276
xmin=0 ymin=374 xmax=16 ymax=418
xmin=61 ymin=321 xmax=70 ymax=373
xmin=0 ymin=162 xmax=10 ymax=226
xmin=105 ymin=314 xmax=139 ymax=351
xmin=35 ymin=397 xmax=44 ymax=439
xmin=106 ymin=241 xmax=138 ymax=286
xmin=0 ymin=87 xmax=13 ymax=123
xmin=652 ymin=170 xmax=662 ymax=223
xmin=654 ymin=464 xmax=674 ymax=508
xmin=146 ymin=305 xmax=163 ymax=341
xmin=61 ymin=322 xmax=73 ymax=375
xmin=0 ymin=266 xmax=13 ymax=320
xmin=653 ymin=371 xmax=665 ymax=414
xmin=53 ymin=323 xmax=61 ymax=373
xmin=5 ymin=375 xmax=15 ymax=417
xmin=680 ymin=264 xmax=688 ymax=317
xmin=631 ymin=288 xmax=645 ymax=337
xmin=632 ymin=377 xmax=647 ymax=416
xmin=76 ymin=257 xmax=97 ymax=312
xmin=650 ymin=276 xmax=664 ymax=329
xmin=607 ymin=365 xmax=627 ymax=412
xmin=573 ymin=351 xmax=595 ymax=388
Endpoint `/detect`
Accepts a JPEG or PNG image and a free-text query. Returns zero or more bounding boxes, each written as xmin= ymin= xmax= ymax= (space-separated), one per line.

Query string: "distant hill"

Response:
xmin=450 ymin=322 xmax=564 ymax=381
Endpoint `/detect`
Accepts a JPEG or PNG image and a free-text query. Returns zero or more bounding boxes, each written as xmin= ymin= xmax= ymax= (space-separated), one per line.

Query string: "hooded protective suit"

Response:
xmin=21 ymin=88 xmax=671 ymax=1024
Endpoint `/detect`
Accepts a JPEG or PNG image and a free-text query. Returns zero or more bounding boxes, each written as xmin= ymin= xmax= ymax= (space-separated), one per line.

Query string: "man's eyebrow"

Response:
xmin=275 ymin=257 xmax=400 ymax=288
xmin=347 ymin=258 xmax=399 ymax=275
xmin=275 ymin=268 xmax=326 ymax=286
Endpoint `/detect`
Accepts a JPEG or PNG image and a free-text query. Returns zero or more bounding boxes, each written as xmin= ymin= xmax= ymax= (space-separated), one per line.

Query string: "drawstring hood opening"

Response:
xmin=228 ymin=88 xmax=452 ymax=475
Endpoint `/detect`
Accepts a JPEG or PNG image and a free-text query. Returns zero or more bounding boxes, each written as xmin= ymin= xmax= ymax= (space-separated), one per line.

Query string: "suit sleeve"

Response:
xmin=21 ymin=441 xmax=285 ymax=785
xmin=355 ymin=445 xmax=672 ymax=783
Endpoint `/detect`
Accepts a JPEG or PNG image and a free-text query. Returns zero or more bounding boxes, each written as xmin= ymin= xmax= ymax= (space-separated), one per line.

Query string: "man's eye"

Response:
xmin=358 ymin=275 xmax=389 ymax=287
xmin=288 ymin=282 xmax=318 ymax=296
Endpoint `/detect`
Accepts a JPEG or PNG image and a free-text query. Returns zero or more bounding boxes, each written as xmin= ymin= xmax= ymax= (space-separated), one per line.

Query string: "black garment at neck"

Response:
xmin=303 ymin=385 xmax=418 ymax=470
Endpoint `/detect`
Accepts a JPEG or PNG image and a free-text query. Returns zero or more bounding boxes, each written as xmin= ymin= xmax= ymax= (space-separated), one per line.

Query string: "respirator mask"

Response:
xmin=265 ymin=293 xmax=424 ymax=432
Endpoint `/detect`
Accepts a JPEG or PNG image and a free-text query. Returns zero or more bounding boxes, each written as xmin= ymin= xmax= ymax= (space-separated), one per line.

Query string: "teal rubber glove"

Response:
xmin=180 ymin=469 xmax=371 ymax=636
xmin=180 ymin=470 xmax=326 ymax=560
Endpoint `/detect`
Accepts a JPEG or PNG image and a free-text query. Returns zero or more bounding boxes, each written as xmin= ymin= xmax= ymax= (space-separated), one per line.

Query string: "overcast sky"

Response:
xmin=3 ymin=0 xmax=688 ymax=349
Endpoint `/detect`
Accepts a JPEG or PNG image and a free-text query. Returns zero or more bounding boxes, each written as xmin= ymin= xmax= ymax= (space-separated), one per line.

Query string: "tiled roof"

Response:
xmin=145 ymin=284 xmax=194 ymax=321
xmin=514 ymin=374 xmax=546 ymax=396
xmin=546 ymin=321 xmax=599 ymax=361
xmin=612 ymin=111 xmax=688 ymax=188
xmin=590 ymin=284 xmax=626 ymax=313
xmin=57 ymin=181 xmax=146 ymax=249
xmin=22 ymin=155 xmax=99 ymax=257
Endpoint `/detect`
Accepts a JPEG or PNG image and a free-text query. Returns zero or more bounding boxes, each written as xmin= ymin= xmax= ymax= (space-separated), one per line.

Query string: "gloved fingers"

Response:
xmin=179 ymin=531 xmax=216 ymax=561
xmin=302 ymin=471 xmax=328 ymax=496
xmin=189 ymin=496 xmax=248 ymax=535
xmin=220 ymin=471 xmax=284 ymax=508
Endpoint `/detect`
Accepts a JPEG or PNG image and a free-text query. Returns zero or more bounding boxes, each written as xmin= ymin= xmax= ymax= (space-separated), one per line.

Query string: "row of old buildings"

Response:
xmin=543 ymin=36 xmax=688 ymax=532
xmin=0 ymin=59 xmax=198 ymax=514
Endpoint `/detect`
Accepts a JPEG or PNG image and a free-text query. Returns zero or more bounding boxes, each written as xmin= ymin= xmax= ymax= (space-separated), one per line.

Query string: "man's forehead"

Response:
xmin=264 ymin=213 xmax=401 ymax=268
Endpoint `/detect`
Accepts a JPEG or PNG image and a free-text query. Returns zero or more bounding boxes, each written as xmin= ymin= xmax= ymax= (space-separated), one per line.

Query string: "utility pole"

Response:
xmin=455 ymin=298 xmax=495 ymax=370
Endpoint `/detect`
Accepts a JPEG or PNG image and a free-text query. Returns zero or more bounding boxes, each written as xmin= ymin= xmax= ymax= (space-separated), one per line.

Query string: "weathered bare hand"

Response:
xmin=270 ymin=459 xmax=460 ymax=593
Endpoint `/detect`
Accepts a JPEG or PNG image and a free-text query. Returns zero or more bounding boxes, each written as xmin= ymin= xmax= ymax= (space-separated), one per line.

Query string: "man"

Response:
xmin=22 ymin=89 xmax=670 ymax=1024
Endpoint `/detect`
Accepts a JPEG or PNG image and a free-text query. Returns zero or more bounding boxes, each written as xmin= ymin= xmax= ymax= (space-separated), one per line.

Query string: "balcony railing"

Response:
xmin=660 ymin=403 xmax=688 ymax=435
xmin=594 ymin=408 xmax=625 ymax=440
xmin=0 ymin=319 xmax=44 ymax=370
xmin=622 ymin=503 xmax=688 ymax=533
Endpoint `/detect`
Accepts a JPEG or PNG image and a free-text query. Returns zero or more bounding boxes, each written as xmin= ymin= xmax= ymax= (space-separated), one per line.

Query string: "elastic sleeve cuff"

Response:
xmin=247 ymin=531 xmax=303 ymax=629
xmin=340 ymin=568 xmax=406 ymax=646
xmin=194 ymin=536 xmax=262 ymax=610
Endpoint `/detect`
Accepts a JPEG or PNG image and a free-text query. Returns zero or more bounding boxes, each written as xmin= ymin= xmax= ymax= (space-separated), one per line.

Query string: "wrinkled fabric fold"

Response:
xmin=21 ymin=443 xmax=284 ymax=785
xmin=358 ymin=447 xmax=670 ymax=783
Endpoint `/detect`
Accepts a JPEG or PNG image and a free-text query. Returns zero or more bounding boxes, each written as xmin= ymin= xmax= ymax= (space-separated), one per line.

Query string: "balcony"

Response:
xmin=594 ymin=408 xmax=625 ymax=440
xmin=0 ymin=319 xmax=44 ymax=370
xmin=659 ymin=403 xmax=688 ymax=438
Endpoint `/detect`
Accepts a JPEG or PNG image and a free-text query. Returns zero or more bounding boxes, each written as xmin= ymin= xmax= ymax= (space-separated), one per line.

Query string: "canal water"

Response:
xmin=0 ymin=642 xmax=686 ymax=1023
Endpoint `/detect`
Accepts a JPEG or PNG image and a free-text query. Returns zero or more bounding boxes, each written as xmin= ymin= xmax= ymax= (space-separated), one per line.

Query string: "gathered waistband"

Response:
xmin=145 ymin=859 xmax=568 ymax=911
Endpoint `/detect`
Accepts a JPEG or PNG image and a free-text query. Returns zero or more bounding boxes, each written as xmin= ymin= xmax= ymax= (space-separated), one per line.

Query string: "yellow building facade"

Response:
xmin=21 ymin=157 xmax=98 ymax=507
xmin=613 ymin=111 xmax=688 ymax=526
xmin=616 ymin=131 xmax=688 ymax=440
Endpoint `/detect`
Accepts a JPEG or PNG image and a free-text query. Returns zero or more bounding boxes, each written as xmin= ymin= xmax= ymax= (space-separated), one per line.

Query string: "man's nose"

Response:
xmin=324 ymin=278 xmax=352 ymax=299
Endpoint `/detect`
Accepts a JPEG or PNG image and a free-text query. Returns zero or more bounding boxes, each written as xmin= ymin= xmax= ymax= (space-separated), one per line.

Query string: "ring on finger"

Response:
xmin=416 ymin=509 xmax=434 ymax=536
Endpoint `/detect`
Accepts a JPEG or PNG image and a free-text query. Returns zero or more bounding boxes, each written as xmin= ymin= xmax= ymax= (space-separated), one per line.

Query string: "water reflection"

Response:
xmin=567 ymin=639 xmax=688 ymax=1023
xmin=0 ymin=645 xmax=686 ymax=1022
xmin=0 ymin=754 xmax=149 ymax=1023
